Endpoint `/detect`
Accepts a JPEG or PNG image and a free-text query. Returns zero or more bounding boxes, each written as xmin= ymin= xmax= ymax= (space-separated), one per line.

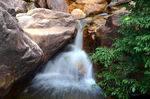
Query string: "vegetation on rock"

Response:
xmin=90 ymin=0 xmax=150 ymax=98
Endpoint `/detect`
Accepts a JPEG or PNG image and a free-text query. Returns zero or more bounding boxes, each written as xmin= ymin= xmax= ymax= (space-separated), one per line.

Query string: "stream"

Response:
xmin=16 ymin=17 xmax=105 ymax=99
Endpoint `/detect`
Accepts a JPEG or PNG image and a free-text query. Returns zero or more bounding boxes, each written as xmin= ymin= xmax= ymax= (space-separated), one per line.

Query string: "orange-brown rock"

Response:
xmin=82 ymin=15 xmax=108 ymax=52
xmin=68 ymin=3 xmax=85 ymax=13
xmin=84 ymin=1 xmax=107 ymax=15
xmin=16 ymin=8 xmax=76 ymax=61
xmin=76 ymin=0 xmax=106 ymax=4
xmin=35 ymin=0 xmax=68 ymax=12
xmin=67 ymin=0 xmax=107 ymax=16
xmin=0 ymin=8 xmax=44 ymax=99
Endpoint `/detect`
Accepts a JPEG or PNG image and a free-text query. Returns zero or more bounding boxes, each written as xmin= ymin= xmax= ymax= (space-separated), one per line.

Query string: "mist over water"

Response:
xmin=18 ymin=19 xmax=104 ymax=99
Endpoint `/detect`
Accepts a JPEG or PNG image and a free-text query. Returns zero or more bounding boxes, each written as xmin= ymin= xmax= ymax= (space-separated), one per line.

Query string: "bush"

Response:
xmin=90 ymin=0 xmax=150 ymax=99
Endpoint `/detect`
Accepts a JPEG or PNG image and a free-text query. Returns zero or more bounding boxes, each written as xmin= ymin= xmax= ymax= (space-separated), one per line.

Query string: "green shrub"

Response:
xmin=90 ymin=0 xmax=150 ymax=99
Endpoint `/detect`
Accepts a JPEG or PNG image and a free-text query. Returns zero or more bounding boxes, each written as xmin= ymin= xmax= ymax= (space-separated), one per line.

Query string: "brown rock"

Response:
xmin=84 ymin=2 xmax=107 ymax=15
xmin=67 ymin=0 xmax=107 ymax=16
xmin=68 ymin=2 xmax=85 ymax=13
xmin=35 ymin=0 xmax=47 ymax=8
xmin=0 ymin=8 xmax=44 ymax=98
xmin=76 ymin=0 xmax=106 ymax=4
xmin=97 ymin=12 xmax=129 ymax=47
xmin=47 ymin=0 xmax=68 ymax=12
xmin=35 ymin=0 xmax=68 ymax=12
xmin=16 ymin=8 xmax=76 ymax=61
xmin=82 ymin=15 xmax=108 ymax=53
xmin=0 ymin=0 xmax=27 ymax=14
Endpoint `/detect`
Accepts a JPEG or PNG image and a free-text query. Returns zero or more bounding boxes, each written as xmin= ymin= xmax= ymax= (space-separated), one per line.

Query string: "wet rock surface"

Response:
xmin=96 ymin=12 xmax=130 ymax=47
xmin=16 ymin=8 xmax=76 ymax=61
xmin=0 ymin=8 xmax=44 ymax=98
xmin=82 ymin=6 xmax=129 ymax=52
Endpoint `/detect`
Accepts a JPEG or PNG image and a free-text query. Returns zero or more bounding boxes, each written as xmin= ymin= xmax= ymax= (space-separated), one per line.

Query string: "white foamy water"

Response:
xmin=18 ymin=18 xmax=104 ymax=99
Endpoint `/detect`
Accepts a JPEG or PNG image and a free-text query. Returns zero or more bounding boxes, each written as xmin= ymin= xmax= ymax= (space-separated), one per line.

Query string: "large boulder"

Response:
xmin=0 ymin=0 xmax=27 ymax=14
xmin=16 ymin=8 xmax=76 ymax=61
xmin=0 ymin=8 xmax=44 ymax=98
xmin=35 ymin=0 xmax=68 ymax=12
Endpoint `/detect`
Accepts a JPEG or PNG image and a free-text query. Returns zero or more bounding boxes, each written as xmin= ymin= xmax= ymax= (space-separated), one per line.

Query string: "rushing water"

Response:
xmin=17 ymin=19 xmax=104 ymax=99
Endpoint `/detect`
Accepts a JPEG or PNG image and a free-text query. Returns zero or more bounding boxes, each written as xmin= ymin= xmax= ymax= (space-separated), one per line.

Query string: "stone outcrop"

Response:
xmin=35 ymin=0 xmax=68 ymax=12
xmin=0 ymin=0 xmax=27 ymax=14
xmin=84 ymin=2 xmax=107 ymax=15
xmin=16 ymin=8 xmax=76 ymax=61
xmin=0 ymin=8 xmax=44 ymax=98
xmin=68 ymin=0 xmax=108 ymax=17
xmin=81 ymin=11 xmax=129 ymax=53
xmin=97 ymin=13 xmax=122 ymax=47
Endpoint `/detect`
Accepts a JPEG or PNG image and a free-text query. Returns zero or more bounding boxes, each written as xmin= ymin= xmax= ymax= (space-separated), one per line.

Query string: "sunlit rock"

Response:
xmin=84 ymin=2 xmax=107 ymax=15
xmin=16 ymin=8 xmax=76 ymax=61
xmin=68 ymin=2 xmax=85 ymax=13
xmin=71 ymin=9 xmax=86 ymax=19
xmin=67 ymin=0 xmax=107 ymax=16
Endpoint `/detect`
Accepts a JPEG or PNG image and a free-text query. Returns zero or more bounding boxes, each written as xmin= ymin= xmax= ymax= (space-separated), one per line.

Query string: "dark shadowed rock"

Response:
xmin=16 ymin=8 xmax=76 ymax=61
xmin=24 ymin=0 xmax=31 ymax=2
xmin=35 ymin=0 xmax=68 ymax=12
xmin=35 ymin=0 xmax=47 ymax=8
xmin=97 ymin=12 xmax=129 ymax=47
xmin=0 ymin=8 xmax=44 ymax=98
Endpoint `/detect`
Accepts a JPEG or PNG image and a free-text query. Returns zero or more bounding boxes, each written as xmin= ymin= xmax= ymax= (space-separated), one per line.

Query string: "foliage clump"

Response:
xmin=90 ymin=0 xmax=150 ymax=99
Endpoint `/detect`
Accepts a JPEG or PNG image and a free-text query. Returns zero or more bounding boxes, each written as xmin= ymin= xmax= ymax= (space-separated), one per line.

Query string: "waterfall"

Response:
xmin=18 ymin=18 xmax=104 ymax=99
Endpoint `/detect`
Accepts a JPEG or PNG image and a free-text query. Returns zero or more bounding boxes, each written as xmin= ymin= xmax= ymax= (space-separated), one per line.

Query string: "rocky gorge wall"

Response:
xmin=0 ymin=0 xmax=131 ymax=98
xmin=0 ymin=0 xmax=76 ymax=98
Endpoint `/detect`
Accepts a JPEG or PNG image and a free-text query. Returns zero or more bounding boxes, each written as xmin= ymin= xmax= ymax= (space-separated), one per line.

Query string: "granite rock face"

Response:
xmin=17 ymin=8 xmax=76 ymax=61
xmin=0 ymin=8 xmax=44 ymax=98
